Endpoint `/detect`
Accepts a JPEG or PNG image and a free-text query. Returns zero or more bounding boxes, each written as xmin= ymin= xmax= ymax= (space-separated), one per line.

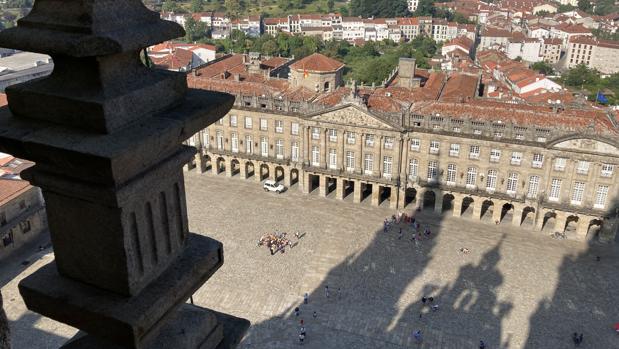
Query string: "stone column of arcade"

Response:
xmin=0 ymin=1 xmax=249 ymax=348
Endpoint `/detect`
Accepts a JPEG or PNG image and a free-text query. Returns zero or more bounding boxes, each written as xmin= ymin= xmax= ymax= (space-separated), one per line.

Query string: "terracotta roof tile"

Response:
xmin=289 ymin=53 xmax=344 ymax=72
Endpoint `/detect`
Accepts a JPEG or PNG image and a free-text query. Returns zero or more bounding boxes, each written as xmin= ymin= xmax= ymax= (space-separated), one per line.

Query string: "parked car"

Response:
xmin=263 ymin=180 xmax=285 ymax=194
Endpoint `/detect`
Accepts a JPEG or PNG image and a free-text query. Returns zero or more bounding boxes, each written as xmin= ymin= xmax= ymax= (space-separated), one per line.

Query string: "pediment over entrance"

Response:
xmin=310 ymin=105 xmax=395 ymax=129
xmin=552 ymin=138 xmax=619 ymax=156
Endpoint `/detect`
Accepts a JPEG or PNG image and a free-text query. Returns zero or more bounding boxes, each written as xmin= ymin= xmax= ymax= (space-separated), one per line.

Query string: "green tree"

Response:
xmin=562 ymin=64 xmax=600 ymax=87
xmin=327 ymin=0 xmax=335 ymax=12
xmin=262 ymin=40 xmax=278 ymax=56
xmin=414 ymin=0 xmax=435 ymax=16
xmin=338 ymin=6 xmax=350 ymax=16
xmin=162 ymin=0 xmax=180 ymax=12
xmin=351 ymin=0 xmax=409 ymax=17
xmin=225 ymin=0 xmax=243 ymax=18
xmin=577 ymin=0 xmax=592 ymax=12
xmin=191 ymin=0 xmax=204 ymax=12
xmin=184 ymin=16 xmax=208 ymax=42
xmin=531 ymin=61 xmax=554 ymax=75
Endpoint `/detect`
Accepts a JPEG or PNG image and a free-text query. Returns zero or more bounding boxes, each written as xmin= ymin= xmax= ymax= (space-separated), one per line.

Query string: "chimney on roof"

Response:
xmin=234 ymin=73 xmax=240 ymax=82
xmin=397 ymin=57 xmax=416 ymax=89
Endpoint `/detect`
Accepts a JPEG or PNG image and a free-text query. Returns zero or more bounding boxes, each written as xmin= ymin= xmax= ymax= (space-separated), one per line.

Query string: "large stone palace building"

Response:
xmin=183 ymin=52 xmax=619 ymax=242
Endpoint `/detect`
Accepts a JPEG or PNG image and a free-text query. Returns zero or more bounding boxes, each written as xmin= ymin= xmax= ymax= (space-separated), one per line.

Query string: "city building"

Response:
xmin=183 ymin=53 xmax=619 ymax=242
xmin=0 ymin=52 xmax=53 ymax=92
xmin=0 ymin=153 xmax=47 ymax=259
xmin=565 ymin=36 xmax=619 ymax=74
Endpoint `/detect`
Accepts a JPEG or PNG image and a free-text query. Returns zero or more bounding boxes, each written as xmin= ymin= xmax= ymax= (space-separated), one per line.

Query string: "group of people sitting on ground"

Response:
xmin=258 ymin=232 xmax=301 ymax=255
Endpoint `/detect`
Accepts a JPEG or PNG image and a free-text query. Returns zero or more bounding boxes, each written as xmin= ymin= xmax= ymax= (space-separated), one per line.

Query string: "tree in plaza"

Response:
xmin=191 ymin=0 xmax=204 ymax=12
xmin=531 ymin=61 xmax=554 ymax=75
xmin=327 ymin=0 xmax=335 ymax=12
xmin=577 ymin=0 xmax=592 ymax=12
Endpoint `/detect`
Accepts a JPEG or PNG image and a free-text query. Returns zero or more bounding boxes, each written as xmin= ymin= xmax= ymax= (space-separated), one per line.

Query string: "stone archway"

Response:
xmin=520 ymin=206 xmax=536 ymax=228
xmin=564 ymin=215 xmax=579 ymax=235
xmin=245 ymin=161 xmax=255 ymax=179
xmin=586 ymin=219 xmax=603 ymax=241
xmin=404 ymin=188 xmax=417 ymax=207
xmin=230 ymin=159 xmax=240 ymax=177
xmin=204 ymin=155 xmax=212 ymax=172
xmin=290 ymin=169 xmax=299 ymax=186
xmin=541 ymin=211 xmax=557 ymax=232
xmin=260 ymin=163 xmax=270 ymax=181
xmin=275 ymin=166 xmax=285 ymax=182
xmin=480 ymin=200 xmax=494 ymax=221
xmin=423 ymin=190 xmax=436 ymax=210
xmin=442 ymin=193 xmax=455 ymax=214
xmin=500 ymin=203 xmax=514 ymax=224
xmin=216 ymin=157 xmax=225 ymax=175
xmin=461 ymin=196 xmax=474 ymax=218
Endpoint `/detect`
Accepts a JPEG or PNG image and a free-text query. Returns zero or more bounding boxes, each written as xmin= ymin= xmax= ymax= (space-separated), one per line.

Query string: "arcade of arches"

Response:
xmin=186 ymin=154 xmax=610 ymax=242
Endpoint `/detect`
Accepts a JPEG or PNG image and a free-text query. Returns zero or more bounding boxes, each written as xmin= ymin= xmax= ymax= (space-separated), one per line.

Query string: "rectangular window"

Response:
xmin=312 ymin=127 xmax=320 ymax=140
xmin=490 ymin=149 xmax=501 ymax=162
xmin=291 ymin=122 xmax=299 ymax=135
xmin=346 ymin=132 xmax=356 ymax=145
xmin=466 ymin=167 xmax=477 ymax=188
xmin=329 ymin=149 xmax=337 ymax=169
xmin=549 ymin=178 xmax=561 ymax=201
xmin=527 ymin=175 xmax=540 ymax=198
xmin=410 ymin=138 xmax=420 ymax=151
xmin=365 ymin=134 xmax=374 ymax=147
xmin=571 ymin=181 xmax=585 ymax=205
xmin=311 ymin=146 xmax=320 ymax=166
xmin=446 ymin=164 xmax=457 ymax=184
xmin=216 ymin=130 xmax=223 ymax=150
xmin=328 ymin=129 xmax=337 ymax=142
xmin=515 ymin=133 xmax=524 ymax=140
xmin=275 ymin=120 xmax=283 ymax=133
xmin=384 ymin=137 xmax=394 ymax=149
xmin=452 ymin=127 xmax=461 ymax=133
xmin=231 ymin=132 xmax=239 ymax=153
xmin=427 ymin=160 xmax=438 ymax=182
xmin=20 ymin=220 xmax=31 ymax=233
xmin=2 ymin=231 xmax=13 ymax=247
xmin=245 ymin=135 xmax=253 ymax=154
xmin=595 ymin=185 xmax=609 ymax=209
xmin=346 ymin=151 xmax=355 ymax=171
xmin=218 ymin=118 xmax=224 ymax=125
xmin=275 ymin=139 xmax=284 ymax=159
xmin=260 ymin=119 xmax=268 ymax=131
xmin=409 ymin=159 xmax=418 ymax=179
xmin=244 ymin=116 xmax=252 ymax=129
xmin=260 ymin=137 xmax=268 ymax=157
xmin=532 ymin=153 xmax=544 ymax=168
xmin=554 ymin=158 xmax=566 ymax=171
xmin=576 ymin=160 xmax=589 ymax=175
xmin=486 ymin=169 xmax=497 ymax=191
xmin=383 ymin=156 xmax=392 ymax=177
xmin=291 ymin=142 xmax=299 ymax=161
xmin=229 ymin=115 xmax=237 ymax=127
xmin=364 ymin=154 xmax=374 ymax=174
xmin=511 ymin=152 xmax=522 ymax=165
xmin=449 ymin=143 xmax=460 ymax=157
xmin=203 ymin=131 xmax=209 ymax=147
xmin=507 ymin=173 xmax=518 ymax=194
xmin=601 ymin=163 xmax=614 ymax=177
xmin=429 ymin=140 xmax=440 ymax=154
xmin=469 ymin=145 xmax=480 ymax=159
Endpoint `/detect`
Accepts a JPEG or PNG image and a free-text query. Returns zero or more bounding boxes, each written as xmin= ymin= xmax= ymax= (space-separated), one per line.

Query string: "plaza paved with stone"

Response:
xmin=1 ymin=172 xmax=618 ymax=348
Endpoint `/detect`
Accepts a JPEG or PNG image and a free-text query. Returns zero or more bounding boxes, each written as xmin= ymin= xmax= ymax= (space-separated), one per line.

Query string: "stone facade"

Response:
xmin=186 ymin=94 xmax=619 ymax=243
xmin=0 ymin=182 xmax=47 ymax=259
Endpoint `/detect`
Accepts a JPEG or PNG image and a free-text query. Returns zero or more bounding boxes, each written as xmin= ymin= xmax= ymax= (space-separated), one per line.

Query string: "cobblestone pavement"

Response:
xmin=2 ymin=172 xmax=618 ymax=349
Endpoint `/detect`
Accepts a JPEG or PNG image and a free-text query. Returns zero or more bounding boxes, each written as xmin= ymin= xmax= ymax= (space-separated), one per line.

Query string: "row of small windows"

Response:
xmin=407 ymin=160 xmax=610 ymax=208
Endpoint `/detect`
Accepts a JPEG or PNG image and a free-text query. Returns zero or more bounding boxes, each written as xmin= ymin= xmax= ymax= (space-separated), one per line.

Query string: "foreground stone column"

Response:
xmin=319 ymin=175 xmax=327 ymax=197
xmin=353 ymin=181 xmax=362 ymax=203
xmin=335 ymin=178 xmax=344 ymax=200
xmin=371 ymin=185 xmax=380 ymax=206
xmin=0 ymin=1 xmax=248 ymax=348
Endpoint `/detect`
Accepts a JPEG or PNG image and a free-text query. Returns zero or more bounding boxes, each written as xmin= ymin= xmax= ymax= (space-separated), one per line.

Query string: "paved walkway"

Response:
xmin=1 ymin=172 xmax=618 ymax=348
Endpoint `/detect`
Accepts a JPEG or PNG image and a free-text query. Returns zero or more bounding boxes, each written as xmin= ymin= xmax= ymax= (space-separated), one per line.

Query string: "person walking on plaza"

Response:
xmin=337 ymin=287 xmax=341 ymax=299
xmin=572 ymin=332 xmax=579 ymax=346
xmin=479 ymin=340 xmax=486 ymax=349
xmin=384 ymin=219 xmax=388 ymax=233
xmin=398 ymin=228 xmax=403 ymax=240
xmin=294 ymin=307 xmax=300 ymax=317
xmin=413 ymin=330 xmax=422 ymax=343
xmin=421 ymin=296 xmax=427 ymax=306
xmin=313 ymin=311 xmax=317 ymax=319
xmin=298 ymin=332 xmax=305 ymax=345
xmin=304 ymin=293 xmax=308 ymax=304
xmin=325 ymin=285 xmax=329 ymax=298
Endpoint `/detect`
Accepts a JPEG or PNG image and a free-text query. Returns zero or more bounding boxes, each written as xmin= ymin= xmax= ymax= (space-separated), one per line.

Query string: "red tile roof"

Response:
xmin=289 ymin=53 xmax=344 ymax=72
xmin=0 ymin=178 xmax=31 ymax=205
